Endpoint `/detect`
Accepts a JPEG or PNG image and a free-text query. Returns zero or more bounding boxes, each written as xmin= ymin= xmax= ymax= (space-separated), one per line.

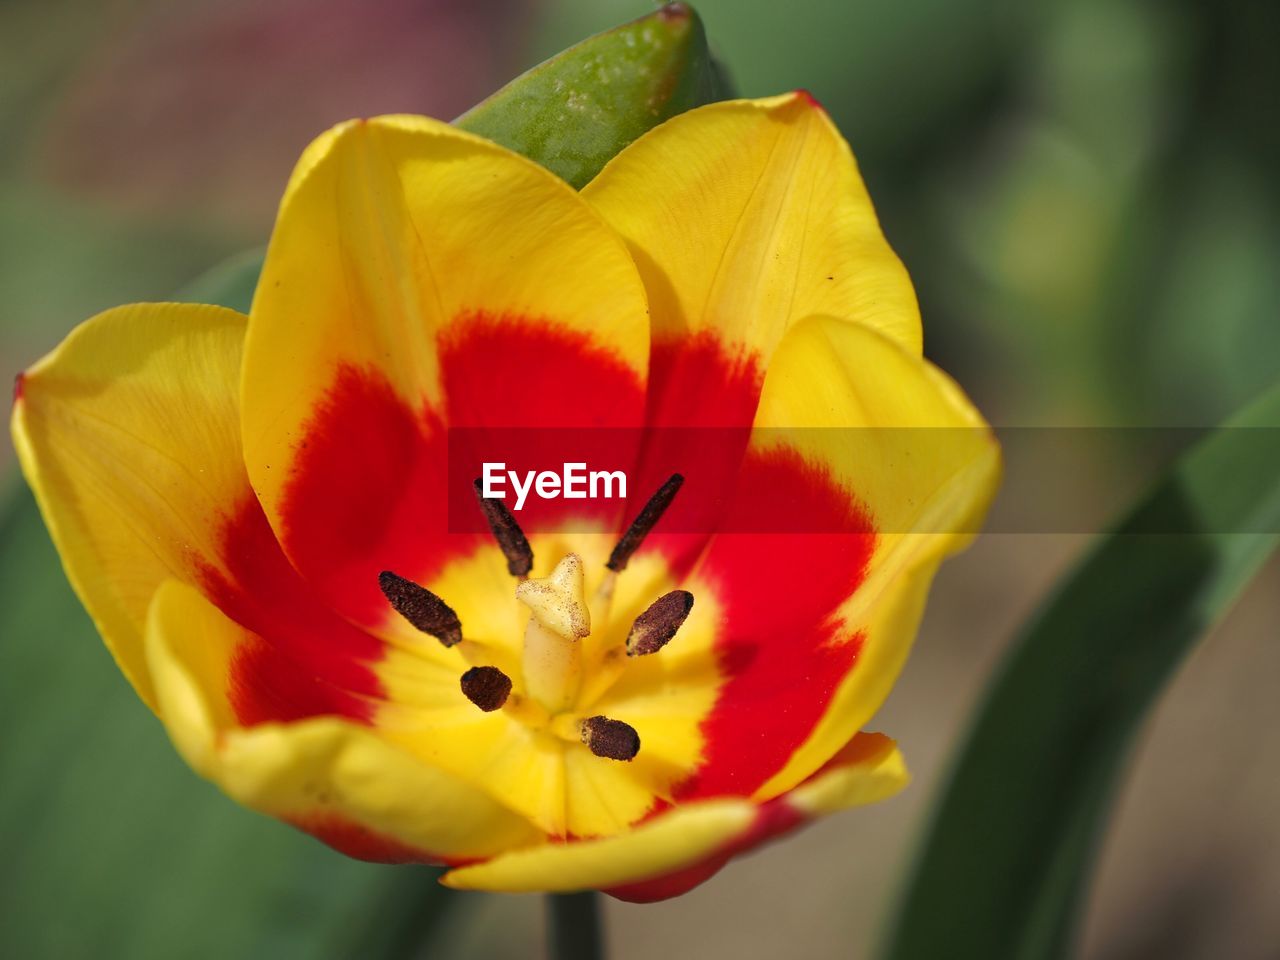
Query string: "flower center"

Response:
xmin=377 ymin=473 xmax=691 ymax=764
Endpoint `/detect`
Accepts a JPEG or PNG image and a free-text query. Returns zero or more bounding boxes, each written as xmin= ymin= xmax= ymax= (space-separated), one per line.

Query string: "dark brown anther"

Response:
xmin=606 ymin=473 xmax=684 ymax=572
xmin=627 ymin=590 xmax=694 ymax=656
xmin=472 ymin=478 xmax=534 ymax=577
xmin=580 ymin=715 xmax=641 ymax=761
xmin=460 ymin=666 xmax=513 ymax=712
xmin=378 ymin=570 xmax=462 ymax=647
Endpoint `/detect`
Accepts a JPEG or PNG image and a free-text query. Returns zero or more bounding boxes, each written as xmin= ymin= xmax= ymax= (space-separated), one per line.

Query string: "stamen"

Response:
xmin=606 ymin=473 xmax=684 ymax=572
xmin=460 ymin=666 xmax=512 ymax=712
xmin=580 ymin=715 xmax=641 ymax=761
xmin=626 ymin=590 xmax=694 ymax=656
xmin=378 ymin=571 xmax=462 ymax=647
xmin=473 ymin=478 xmax=534 ymax=577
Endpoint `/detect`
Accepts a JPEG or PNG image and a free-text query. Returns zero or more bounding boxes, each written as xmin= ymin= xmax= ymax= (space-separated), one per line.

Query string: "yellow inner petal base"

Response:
xmin=371 ymin=532 xmax=721 ymax=839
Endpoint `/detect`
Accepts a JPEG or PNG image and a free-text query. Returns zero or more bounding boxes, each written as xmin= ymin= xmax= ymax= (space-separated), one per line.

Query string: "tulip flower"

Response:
xmin=11 ymin=92 xmax=998 ymax=901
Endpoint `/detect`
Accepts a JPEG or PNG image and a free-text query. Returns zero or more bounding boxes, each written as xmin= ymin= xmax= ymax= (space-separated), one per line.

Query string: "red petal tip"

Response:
xmin=794 ymin=89 xmax=825 ymax=110
xmin=12 ymin=371 xmax=25 ymax=405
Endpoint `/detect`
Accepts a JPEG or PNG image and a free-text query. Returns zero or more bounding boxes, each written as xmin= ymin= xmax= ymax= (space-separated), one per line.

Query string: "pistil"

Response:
xmin=516 ymin=554 xmax=591 ymax=713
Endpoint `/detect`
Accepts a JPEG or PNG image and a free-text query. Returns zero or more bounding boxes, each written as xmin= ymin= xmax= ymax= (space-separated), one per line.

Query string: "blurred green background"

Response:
xmin=1 ymin=1 xmax=1276 ymax=958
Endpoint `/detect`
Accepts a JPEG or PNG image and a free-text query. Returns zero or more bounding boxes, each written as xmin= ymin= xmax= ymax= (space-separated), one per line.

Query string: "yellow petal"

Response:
xmin=583 ymin=92 xmax=920 ymax=366
xmin=440 ymin=799 xmax=756 ymax=894
xmin=583 ymin=92 xmax=920 ymax=575
xmin=11 ymin=302 xmax=250 ymax=709
xmin=241 ymin=114 xmax=652 ymax=626
xmin=146 ymin=579 xmax=541 ymax=861
xmin=785 ymin=731 xmax=909 ymax=817
xmin=742 ymin=316 xmax=1000 ymax=799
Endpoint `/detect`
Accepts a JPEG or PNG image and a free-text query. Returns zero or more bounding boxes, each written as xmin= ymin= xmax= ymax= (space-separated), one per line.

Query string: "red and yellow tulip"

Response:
xmin=11 ymin=93 xmax=998 ymax=900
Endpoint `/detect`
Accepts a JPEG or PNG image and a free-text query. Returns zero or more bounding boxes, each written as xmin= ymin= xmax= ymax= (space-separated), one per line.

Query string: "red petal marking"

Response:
xmin=679 ymin=445 xmax=875 ymax=800
xmin=630 ymin=334 xmax=764 ymax=577
xmin=287 ymin=812 xmax=464 ymax=866
xmin=441 ymin=311 xmax=648 ymax=536
xmin=794 ymin=88 xmax=825 ymax=111
xmin=228 ymin=636 xmax=371 ymax=726
xmin=645 ymin=332 xmax=763 ymax=429
xmin=199 ymin=497 xmax=384 ymax=726
xmin=279 ymin=364 xmax=468 ymax=627
xmin=277 ymin=316 xmax=646 ymax=626
xmin=12 ymin=371 xmax=25 ymax=404
xmin=605 ymin=799 xmax=807 ymax=903
xmin=439 ymin=312 xmax=646 ymax=430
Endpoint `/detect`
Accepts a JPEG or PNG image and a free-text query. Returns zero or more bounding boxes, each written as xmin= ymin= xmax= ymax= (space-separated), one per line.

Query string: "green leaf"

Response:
xmin=881 ymin=384 xmax=1280 ymax=960
xmin=176 ymin=246 xmax=265 ymax=314
xmin=456 ymin=2 xmax=727 ymax=188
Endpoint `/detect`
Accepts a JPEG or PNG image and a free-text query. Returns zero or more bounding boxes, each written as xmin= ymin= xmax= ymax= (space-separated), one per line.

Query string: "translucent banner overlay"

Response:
xmin=444 ymin=427 xmax=1280 ymax=535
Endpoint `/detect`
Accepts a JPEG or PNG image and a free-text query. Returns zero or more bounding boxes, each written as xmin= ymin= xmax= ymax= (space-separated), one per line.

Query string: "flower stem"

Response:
xmin=547 ymin=891 xmax=605 ymax=960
